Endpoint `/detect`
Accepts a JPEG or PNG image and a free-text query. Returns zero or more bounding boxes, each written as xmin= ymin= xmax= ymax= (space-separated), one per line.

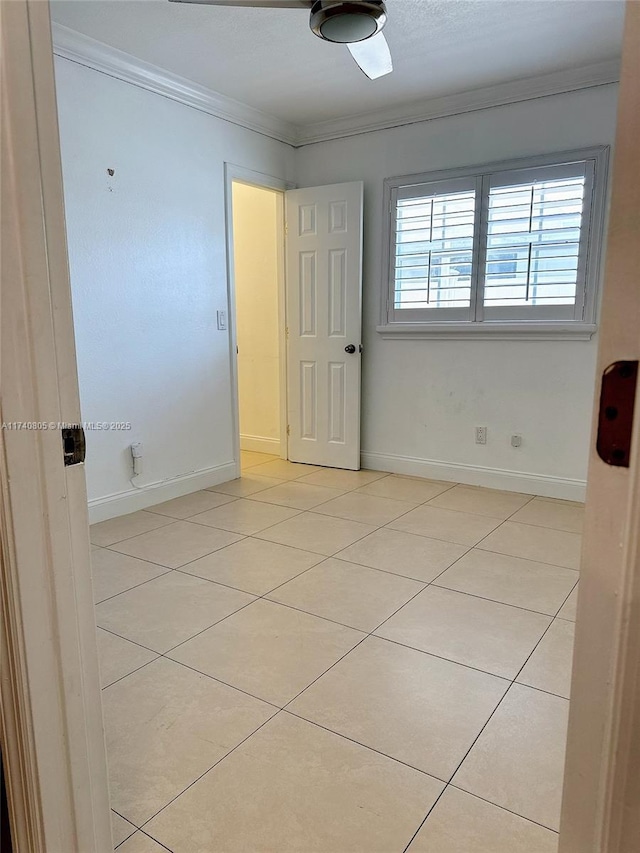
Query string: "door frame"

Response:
xmin=4 ymin=0 xmax=640 ymax=850
xmin=559 ymin=3 xmax=640 ymax=849
xmin=223 ymin=164 xmax=292 ymax=473
xmin=1 ymin=1 xmax=112 ymax=850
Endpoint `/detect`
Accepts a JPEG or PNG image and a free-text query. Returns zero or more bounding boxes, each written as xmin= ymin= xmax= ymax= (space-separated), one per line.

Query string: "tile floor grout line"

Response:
xmin=417 ymin=673 xmax=567 ymax=834
xmin=95 ymin=546 xmax=191 ymax=573
xmin=368 ymin=531 xmax=491 ymax=637
xmin=401 ymin=784 xmax=449 ymax=853
xmin=159 ymin=567 xmax=369 ymax=659
xmin=101 ymin=654 xmax=163 ymax=693
xmin=94 ymin=569 xmax=174 ymax=607
xmin=183 ymin=504 xmax=306 ymax=536
xmin=513 ymin=678 xmax=571 ymax=702
xmin=157 ymin=655 xmax=283 ymax=711
xmin=96 ymin=624 xmax=163 ymax=656
xmin=111 ymin=807 xmax=140 ymax=849
xmin=492 ymin=518 xmax=584 ymax=534
xmin=136 ymin=829 xmax=175 ymax=852
xmin=99 ymin=624 xmax=279 ymax=710
xmin=261 ymin=592 xmax=418 ymax=635
xmin=447 ymin=783 xmax=561 ymax=834
xmin=366 ymin=635 xmax=516 ymax=684
xmin=455 ymin=492 xmax=539 ymax=551
xmin=279 ymin=580 xmax=435 ymax=713
xmin=91 ymin=517 xmax=180 ymax=549
xmin=302 ymin=485 xmax=469 ymax=533
xmin=173 ymin=555 xmax=326 ymax=599
xmin=551 ymin=577 xmax=580 ymax=619
xmin=401 ymin=778 xmax=561 ymax=852
xmin=443 ymin=491 xmax=581 ymax=571
xmin=330 ymin=549 xmax=473 ymax=586
xmin=253 ymin=514 xmax=387 ymax=556
xmin=159 ymin=595 xmax=260 ymax=656
xmin=473 ymin=543 xmax=581 ymax=571
xmin=100 ymin=523 xmax=248 ymax=565
xmin=509 ymin=582 xmax=581 ymax=687
xmin=153 ymin=537 xmax=253 ymax=574
xmin=281 ymin=707 xmax=449 ymax=783
xmin=99 ymin=590 xmax=259 ymax=661
xmin=438 ymin=680 xmax=520 ymax=792
xmin=428 ymin=577 xmax=576 ymax=618
xmin=244 ymin=483 xmax=352 ymax=508
xmin=113 ymin=834 xmax=136 ymax=851
xmin=136 ymin=707 xmax=284 ymax=833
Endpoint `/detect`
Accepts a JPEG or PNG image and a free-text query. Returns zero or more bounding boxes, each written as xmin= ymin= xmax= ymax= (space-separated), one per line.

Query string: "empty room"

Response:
xmin=3 ymin=1 xmax=640 ymax=852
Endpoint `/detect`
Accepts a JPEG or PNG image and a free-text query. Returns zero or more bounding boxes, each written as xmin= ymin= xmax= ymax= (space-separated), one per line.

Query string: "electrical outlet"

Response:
xmin=130 ymin=442 xmax=143 ymax=476
xmin=475 ymin=426 xmax=487 ymax=445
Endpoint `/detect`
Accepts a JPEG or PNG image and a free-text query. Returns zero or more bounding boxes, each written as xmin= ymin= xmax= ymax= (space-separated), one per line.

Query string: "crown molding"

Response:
xmin=51 ymin=23 xmax=620 ymax=150
xmin=51 ymin=23 xmax=299 ymax=146
xmin=296 ymin=59 xmax=621 ymax=146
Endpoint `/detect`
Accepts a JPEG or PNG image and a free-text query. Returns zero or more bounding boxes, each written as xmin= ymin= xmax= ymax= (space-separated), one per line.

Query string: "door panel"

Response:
xmin=286 ymin=182 xmax=363 ymax=469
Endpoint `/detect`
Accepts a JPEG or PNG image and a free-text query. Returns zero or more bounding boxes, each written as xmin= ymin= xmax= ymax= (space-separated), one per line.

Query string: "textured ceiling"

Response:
xmin=50 ymin=0 xmax=624 ymax=125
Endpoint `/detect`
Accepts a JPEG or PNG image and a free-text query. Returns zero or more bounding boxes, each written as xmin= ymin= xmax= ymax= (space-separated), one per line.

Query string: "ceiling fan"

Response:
xmin=168 ymin=1 xmax=393 ymax=79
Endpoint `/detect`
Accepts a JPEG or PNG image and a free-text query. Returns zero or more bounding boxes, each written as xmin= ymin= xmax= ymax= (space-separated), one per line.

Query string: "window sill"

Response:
xmin=376 ymin=322 xmax=598 ymax=341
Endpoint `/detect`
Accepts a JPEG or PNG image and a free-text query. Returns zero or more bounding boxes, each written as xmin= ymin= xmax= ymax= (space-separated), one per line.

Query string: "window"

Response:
xmin=381 ymin=148 xmax=608 ymax=338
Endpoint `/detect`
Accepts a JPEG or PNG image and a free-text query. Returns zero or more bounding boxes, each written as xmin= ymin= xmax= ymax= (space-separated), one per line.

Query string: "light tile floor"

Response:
xmin=92 ymin=451 xmax=581 ymax=852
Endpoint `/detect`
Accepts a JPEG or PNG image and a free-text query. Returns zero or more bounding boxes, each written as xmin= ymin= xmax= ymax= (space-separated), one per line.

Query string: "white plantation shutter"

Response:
xmin=384 ymin=148 xmax=607 ymax=333
xmin=390 ymin=176 xmax=480 ymax=321
xmin=481 ymin=160 xmax=595 ymax=321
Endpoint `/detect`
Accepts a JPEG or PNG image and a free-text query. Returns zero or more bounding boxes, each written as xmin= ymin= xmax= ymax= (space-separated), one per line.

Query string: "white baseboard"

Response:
xmin=240 ymin=434 xmax=281 ymax=455
xmin=361 ymin=451 xmax=586 ymax=502
xmin=88 ymin=461 xmax=239 ymax=523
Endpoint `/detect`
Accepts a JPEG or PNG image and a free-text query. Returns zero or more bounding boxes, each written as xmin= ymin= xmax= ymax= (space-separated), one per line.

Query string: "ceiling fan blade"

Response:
xmin=347 ymin=31 xmax=393 ymax=79
xmin=168 ymin=1 xmax=311 ymax=8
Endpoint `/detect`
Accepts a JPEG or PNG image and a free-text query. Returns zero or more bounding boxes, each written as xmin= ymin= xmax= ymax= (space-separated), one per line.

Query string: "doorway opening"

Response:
xmin=227 ymin=173 xmax=288 ymax=471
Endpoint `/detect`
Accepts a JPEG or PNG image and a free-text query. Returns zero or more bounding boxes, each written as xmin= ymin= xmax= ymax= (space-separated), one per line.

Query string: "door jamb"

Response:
xmin=223 ymin=164 xmax=293 ymax=473
xmin=1 ymin=1 xmax=112 ymax=850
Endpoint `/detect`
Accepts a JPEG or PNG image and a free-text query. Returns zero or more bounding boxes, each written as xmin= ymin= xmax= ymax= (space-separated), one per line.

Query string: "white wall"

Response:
xmin=295 ymin=85 xmax=619 ymax=499
xmin=55 ymin=58 xmax=294 ymax=521
xmin=232 ymin=182 xmax=282 ymax=453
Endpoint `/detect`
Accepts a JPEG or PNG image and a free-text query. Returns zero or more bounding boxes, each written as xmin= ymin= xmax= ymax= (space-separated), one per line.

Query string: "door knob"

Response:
xmin=345 ymin=344 xmax=356 ymax=354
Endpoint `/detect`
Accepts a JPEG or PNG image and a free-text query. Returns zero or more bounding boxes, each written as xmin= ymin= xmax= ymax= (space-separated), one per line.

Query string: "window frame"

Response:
xmin=379 ymin=146 xmax=610 ymax=340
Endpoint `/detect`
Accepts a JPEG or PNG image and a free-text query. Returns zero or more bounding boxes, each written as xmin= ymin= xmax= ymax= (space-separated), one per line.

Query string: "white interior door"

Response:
xmin=285 ymin=182 xmax=363 ymax=469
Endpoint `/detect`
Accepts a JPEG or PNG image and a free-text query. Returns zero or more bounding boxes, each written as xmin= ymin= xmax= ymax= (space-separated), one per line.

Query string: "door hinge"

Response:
xmin=286 ymin=424 xmax=291 ymax=436
xmin=285 ymin=326 xmax=289 ymax=339
xmin=62 ymin=425 xmax=86 ymax=466
xmin=284 ymin=221 xmax=288 ymax=236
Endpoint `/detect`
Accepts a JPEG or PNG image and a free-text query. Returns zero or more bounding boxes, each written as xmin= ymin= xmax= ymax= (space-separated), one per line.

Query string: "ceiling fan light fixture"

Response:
xmin=310 ymin=0 xmax=387 ymax=44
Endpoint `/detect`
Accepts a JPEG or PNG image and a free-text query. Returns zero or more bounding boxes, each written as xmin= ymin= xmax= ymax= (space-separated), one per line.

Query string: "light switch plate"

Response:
xmin=217 ymin=309 xmax=227 ymax=330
